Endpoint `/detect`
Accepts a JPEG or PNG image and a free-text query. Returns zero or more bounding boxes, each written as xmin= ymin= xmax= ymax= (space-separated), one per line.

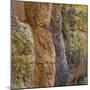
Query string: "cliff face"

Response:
xmin=11 ymin=16 xmax=35 ymax=88
xmin=11 ymin=0 xmax=25 ymax=22
xmin=61 ymin=5 xmax=87 ymax=85
xmin=50 ymin=4 xmax=69 ymax=86
xmin=24 ymin=3 xmax=56 ymax=87
xmin=11 ymin=1 xmax=88 ymax=89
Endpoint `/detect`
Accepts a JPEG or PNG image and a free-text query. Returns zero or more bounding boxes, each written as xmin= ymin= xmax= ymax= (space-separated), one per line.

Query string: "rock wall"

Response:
xmin=11 ymin=1 xmax=88 ymax=88
xmin=24 ymin=2 xmax=56 ymax=87
xmin=11 ymin=15 xmax=35 ymax=88
xmin=50 ymin=4 xmax=69 ymax=86
xmin=11 ymin=0 xmax=36 ymax=88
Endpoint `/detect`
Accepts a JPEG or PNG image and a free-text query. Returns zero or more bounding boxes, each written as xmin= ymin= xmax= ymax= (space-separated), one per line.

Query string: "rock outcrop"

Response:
xmin=11 ymin=1 xmax=88 ymax=88
xmin=50 ymin=4 xmax=69 ymax=86
xmin=11 ymin=15 xmax=35 ymax=88
xmin=25 ymin=2 xmax=56 ymax=87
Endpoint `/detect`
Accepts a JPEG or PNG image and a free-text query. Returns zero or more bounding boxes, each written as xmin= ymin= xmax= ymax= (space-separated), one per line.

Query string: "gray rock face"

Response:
xmin=52 ymin=31 xmax=69 ymax=86
xmin=50 ymin=4 xmax=69 ymax=86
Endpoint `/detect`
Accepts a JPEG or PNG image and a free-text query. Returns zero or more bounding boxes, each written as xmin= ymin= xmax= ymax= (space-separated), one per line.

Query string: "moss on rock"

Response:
xmin=11 ymin=16 xmax=35 ymax=88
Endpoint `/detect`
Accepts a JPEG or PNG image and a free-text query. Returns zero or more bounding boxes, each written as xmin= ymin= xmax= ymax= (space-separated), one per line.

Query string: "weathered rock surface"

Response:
xmin=11 ymin=15 xmax=35 ymax=88
xmin=50 ymin=4 xmax=69 ymax=86
xmin=11 ymin=1 xmax=87 ymax=88
xmin=11 ymin=0 xmax=25 ymax=22
xmin=24 ymin=2 xmax=56 ymax=87
xmin=61 ymin=5 xmax=88 ymax=85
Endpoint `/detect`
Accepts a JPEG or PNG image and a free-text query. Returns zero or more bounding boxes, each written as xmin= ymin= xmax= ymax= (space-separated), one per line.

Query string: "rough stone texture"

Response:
xmin=66 ymin=64 xmax=85 ymax=85
xmin=11 ymin=15 xmax=35 ymax=88
xmin=61 ymin=5 xmax=88 ymax=85
xmin=11 ymin=0 xmax=25 ymax=22
xmin=11 ymin=2 xmax=88 ymax=88
xmin=24 ymin=2 xmax=56 ymax=87
xmin=50 ymin=4 xmax=69 ymax=86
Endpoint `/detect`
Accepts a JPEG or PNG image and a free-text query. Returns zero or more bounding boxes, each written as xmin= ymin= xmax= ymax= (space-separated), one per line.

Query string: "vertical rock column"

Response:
xmin=50 ymin=4 xmax=69 ymax=86
xmin=11 ymin=0 xmax=35 ymax=88
xmin=11 ymin=0 xmax=25 ymax=22
xmin=24 ymin=3 xmax=56 ymax=87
